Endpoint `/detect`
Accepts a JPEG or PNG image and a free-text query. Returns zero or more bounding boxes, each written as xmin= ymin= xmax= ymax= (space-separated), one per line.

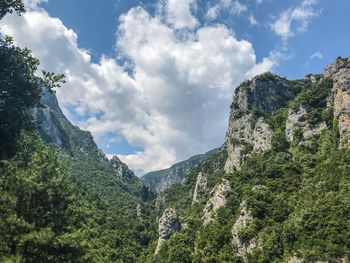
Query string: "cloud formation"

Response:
xmin=207 ymin=0 xmax=248 ymax=20
xmin=270 ymin=0 xmax=320 ymax=40
xmin=0 ymin=0 xmax=275 ymax=172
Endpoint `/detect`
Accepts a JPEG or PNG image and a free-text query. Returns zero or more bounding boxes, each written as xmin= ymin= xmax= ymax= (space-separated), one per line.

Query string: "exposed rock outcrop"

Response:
xmin=110 ymin=155 xmax=135 ymax=180
xmin=231 ymin=201 xmax=258 ymax=263
xmin=224 ymin=73 xmax=294 ymax=172
xmin=203 ymin=179 xmax=231 ymax=225
xmin=155 ymin=208 xmax=181 ymax=254
xmin=33 ymin=88 xmax=72 ymax=154
xmin=192 ymin=172 xmax=208 ymax=204
xmin=286 ymin=105 xmax=327 ymax=145
xmin=324 ymin=57 xmax=350 ymax=146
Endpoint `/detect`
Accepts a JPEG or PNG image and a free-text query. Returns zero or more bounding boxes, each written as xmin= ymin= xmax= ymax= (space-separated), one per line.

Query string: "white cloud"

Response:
xmin=248 ymin=12 xmax=258 ymax=26
xmin=23 ymin=0 xmax=47 ymax=10
xmin=310 ymin=51 xmax=323 ymax=60
xmin=163 ymin=0 xmax=198 ymax=29
xmin=0 ymin=3 xmax=276 ymax=173
xmin=270 ymin=0 xmax=320 ymax=40
xmin=207 ymin=0 xmax=247 ymax=20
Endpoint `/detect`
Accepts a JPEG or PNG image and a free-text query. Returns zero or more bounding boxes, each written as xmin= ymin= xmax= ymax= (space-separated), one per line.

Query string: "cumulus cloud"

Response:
xmin=0 ymin=1 xmax=275 ymax=172
xmin=163 ymin=0 xmax=199 ymax=29
xmin=270 ymin=0 xmax=320 ymax=40
xmin=207 ymin=0 xmax=248 ymax=20
xmin=23 ymin=0 xmax=47 ymax=10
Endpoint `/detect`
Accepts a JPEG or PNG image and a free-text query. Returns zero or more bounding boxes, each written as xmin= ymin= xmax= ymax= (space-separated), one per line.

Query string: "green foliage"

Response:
xmin=0 ymin=135 xmax=85 ymax=262
xmin=0 ymin=36 xmax=65 ymax=160
xmin=0 ymin=0 xmax=25 ymax=20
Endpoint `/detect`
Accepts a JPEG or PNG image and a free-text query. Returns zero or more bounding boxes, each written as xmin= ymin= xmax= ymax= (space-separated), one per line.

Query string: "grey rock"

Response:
xmin=110 ymin=155 xmax=134 ymax=180
xmin=192 ymin=172 xmax=208 ymax=204
xmin=286 ymin=105 xmax=327 ymax=145
xmin=224 ymin=73 xmax=295 ymax=172
xmin=155 ymin=208 xmax=181 ymax=254
xmin=203 ymin=179 xmax=231 ymax=225
xmin=231 ymin=201 xmax=258 ymax=263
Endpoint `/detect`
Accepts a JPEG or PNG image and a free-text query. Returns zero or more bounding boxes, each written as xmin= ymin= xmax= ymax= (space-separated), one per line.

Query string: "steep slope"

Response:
xmin=140 ymin=57 xmax=350 ymax=263
xmin=34 ymin=89 xmax=154 ymax=201
xmin=33 ymin=90 xmax=157 ymax=261
xmin=142 ymin=148 xmax=218 ymax=192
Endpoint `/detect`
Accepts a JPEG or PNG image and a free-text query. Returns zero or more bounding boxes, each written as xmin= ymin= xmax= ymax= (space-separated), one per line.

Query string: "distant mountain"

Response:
xmin=142 ymin=148 xmax=218 ymax=192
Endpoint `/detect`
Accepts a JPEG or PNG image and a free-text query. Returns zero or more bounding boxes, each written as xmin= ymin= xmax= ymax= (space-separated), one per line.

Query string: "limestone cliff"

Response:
xmin=324 ymin=57 xmax=350 ymax=146
xmin=224 ymin=73 xmax=295 ymax=172
xmin=155 ymin=208 xmax=181 ymax=254
xmin=203 ymin=178 xmax=231 ymax=225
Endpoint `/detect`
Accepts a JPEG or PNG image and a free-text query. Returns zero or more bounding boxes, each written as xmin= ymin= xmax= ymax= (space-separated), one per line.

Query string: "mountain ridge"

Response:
xmin=142 ymin=57 xmax=350 ymax=263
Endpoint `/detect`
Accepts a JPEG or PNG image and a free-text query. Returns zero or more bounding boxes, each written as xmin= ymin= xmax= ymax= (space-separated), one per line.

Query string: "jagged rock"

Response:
xmin=192 ymin=172 xmax=208 ymax=204
xmin=110 ymin=155 xmax=134 ymax=180
xmin=224 ymin=73 xmax=294 ymax=172
xmin=203 ymin=179 xmax=231 ymax=225
xmin=286 ymin=105 xmax=327 ymax=145
xmin=231 ymin=201 xmax=258 ymax=263
xmin=33 ymin=88 xmax=72 ymax=154
xmin=252 ymin=117 xmax=274 ymax=153
xmin=155 ymin=208 xmax=181 ymax=254
xmin=324 ymin=57 xmax=350 ymax=146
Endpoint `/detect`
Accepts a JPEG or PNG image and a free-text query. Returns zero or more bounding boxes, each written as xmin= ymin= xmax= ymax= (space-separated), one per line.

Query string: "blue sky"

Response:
xmin=1 ymin=0 xmax=349 ymax=173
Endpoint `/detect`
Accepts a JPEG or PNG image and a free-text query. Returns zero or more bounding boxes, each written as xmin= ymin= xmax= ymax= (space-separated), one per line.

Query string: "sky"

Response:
xmin=1 ymin=0 xmax=349 ymax=174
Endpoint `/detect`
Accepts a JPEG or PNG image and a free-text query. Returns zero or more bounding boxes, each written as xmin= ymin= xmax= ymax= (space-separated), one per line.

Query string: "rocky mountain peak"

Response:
xmin=232 ymin=72 xmax=294 ymax=114
xmin=224 ymin=72 xmax=295 ymax=172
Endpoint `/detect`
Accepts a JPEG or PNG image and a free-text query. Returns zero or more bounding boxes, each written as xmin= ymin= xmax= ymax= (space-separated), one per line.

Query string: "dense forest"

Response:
xmin=1 ymin=1 xmax=350 ymax=263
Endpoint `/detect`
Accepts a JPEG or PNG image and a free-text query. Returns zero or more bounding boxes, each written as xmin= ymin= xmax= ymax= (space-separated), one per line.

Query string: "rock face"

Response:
xmin=155 ymin=208 xmax=181 ymax=254
xmin=324 ymin=57 xmax=350 ymax=146
xmin=192 ymin=172 xmax=208 ymax=204
xmin=110 ymin=155 xmax=134 ymax=180
xmin=286 ymin=105 xmax=327 ymax=145
xmin=224 ymin=73 xmax=294 ymax=172
xmin=231 ymin=201 xmax=258 ymax=263
xmin=143 ymin=148 xmax=218 ymax=192
xmin=203 ymin=179 xmax=231 ymax=225
xmin=33 ymin=88 xmax=72 ymax=154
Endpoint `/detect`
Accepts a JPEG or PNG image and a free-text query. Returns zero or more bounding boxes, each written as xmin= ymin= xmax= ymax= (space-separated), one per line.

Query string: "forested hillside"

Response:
xmin=0 ymin=3 xmax=156 ymax=262
xmin=1 ymin=1 xmax=350 ymax=263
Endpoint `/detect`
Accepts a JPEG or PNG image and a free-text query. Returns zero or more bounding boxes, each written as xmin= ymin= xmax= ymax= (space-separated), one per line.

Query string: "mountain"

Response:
xmin=142 ymin=148 xmax=218 ymax=192
xmin=34 ymin=88 xmax=155 ymax=201
xmin=31 ymin=89 xmax=157 ymax=261
xmin=139 ymin=57 xmax=350 ymax=263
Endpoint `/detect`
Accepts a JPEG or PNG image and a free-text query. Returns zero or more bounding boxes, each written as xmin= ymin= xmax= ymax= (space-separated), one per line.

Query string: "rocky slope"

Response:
xmin=143 ymin=57 xmax=350 ymax=263
xmin=142 ymin=148 xmax=218 ymax=192
xmin=34 ymin=89 xmax=154 ymax=201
